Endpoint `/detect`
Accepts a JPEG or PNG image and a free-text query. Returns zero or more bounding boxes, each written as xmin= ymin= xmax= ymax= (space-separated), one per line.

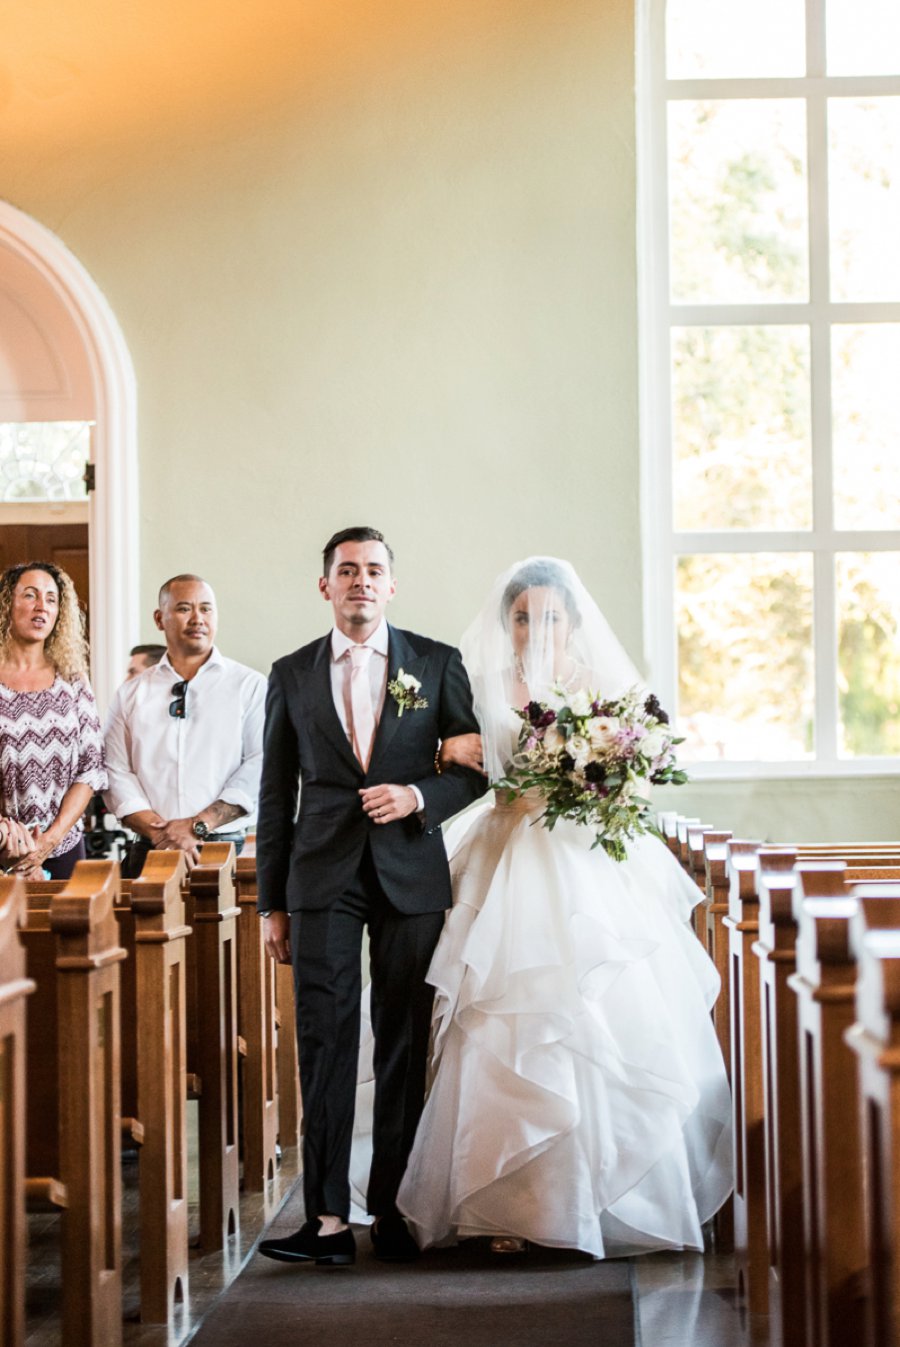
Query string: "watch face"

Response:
xmin=193 ymin=821 xmax=209 ymax=839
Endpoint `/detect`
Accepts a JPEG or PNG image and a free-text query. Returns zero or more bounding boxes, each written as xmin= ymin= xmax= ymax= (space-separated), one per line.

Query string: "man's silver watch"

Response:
xmin=191 ymin=819 xmax=210 ymax=840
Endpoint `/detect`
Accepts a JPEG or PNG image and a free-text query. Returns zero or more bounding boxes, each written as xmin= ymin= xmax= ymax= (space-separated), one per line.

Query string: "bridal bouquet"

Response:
xmin=497 ymin=686 xmax=687 ymax=861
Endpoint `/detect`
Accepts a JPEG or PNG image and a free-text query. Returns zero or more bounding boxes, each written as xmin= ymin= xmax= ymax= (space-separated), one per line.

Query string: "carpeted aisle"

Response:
xmin=189 ymin=1197 xmax=635 ymax=1347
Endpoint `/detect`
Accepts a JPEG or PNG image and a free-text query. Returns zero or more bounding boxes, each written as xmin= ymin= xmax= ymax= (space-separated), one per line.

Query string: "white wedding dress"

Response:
xmin=394 ymin=789 xmax=733 ymax=1258
xmin=354 ymin=559 xmax=732 ymax=1257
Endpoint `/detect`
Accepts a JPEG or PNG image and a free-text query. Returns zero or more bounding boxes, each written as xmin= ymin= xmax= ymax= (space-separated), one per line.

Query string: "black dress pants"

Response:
xmin=43 ymin=837 xmax=85 ymax=880
xmin=290 ymin=845 xmax=444 ymax=1222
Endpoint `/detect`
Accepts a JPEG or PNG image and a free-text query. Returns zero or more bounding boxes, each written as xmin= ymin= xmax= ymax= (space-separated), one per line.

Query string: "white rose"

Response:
xmin=567 ymin=734 xmax=591 ymax=767
xmin=568 ymin=689 xmax=592 ymax=717
xmin=641 ymin=729 xmax=667 ymax=760
xmin=587 ymin=716 xmax=619 ymax=752
xmin=397 ymin=669 xmax=421 ymax=692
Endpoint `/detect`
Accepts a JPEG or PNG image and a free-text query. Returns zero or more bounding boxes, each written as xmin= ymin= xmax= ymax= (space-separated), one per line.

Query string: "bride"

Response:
xmin=394 ymin=557 xmax=732 ymax=1259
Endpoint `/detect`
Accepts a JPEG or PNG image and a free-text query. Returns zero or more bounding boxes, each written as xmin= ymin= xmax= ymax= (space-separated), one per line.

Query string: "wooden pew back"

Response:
xmin=22 ymin=861 xmax=126 ymax=1347
xmin=0 ymin=876 xmax=34 ymax=1347
xmin=188 ymin=844 xmax=241 ymax=1250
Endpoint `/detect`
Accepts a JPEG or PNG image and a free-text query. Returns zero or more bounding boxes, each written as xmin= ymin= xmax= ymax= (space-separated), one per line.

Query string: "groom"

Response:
xmin=256 ymin=526 xmax=485 ymax=1266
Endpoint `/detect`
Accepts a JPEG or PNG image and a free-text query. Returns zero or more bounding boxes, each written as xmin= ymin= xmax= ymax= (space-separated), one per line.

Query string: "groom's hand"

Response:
xmin=263 ymin=911 xmax=291 ymax=963
xmin=359 ymin=784 xmax=418 ymax=824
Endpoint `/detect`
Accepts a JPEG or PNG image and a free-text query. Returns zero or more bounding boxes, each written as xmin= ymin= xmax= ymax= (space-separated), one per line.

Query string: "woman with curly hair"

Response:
xmin=0 ymin=561 xmax=107 ymax=879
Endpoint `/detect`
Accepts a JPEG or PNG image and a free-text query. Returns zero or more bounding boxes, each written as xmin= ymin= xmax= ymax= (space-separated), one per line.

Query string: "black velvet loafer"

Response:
xmin=258 ymin=1218 xmax=356 ymax=1266
xmin=370 ymin=1212 xmax=421 ymax=1263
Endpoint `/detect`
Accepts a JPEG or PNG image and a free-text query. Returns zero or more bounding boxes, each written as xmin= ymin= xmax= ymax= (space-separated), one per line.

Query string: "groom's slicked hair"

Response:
xmin=322 ymin=527 xmax=394 ymax=576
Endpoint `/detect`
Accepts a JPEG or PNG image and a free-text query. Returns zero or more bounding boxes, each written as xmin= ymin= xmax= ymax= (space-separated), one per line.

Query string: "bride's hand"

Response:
xmin=439 ymin=733 xmax=485 ymax=774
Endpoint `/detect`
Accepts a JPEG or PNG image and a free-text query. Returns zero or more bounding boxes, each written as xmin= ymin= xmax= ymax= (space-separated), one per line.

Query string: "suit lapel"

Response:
xmin=310 ymin=635 xmax=363 ymax=775
xmin=368 ymin=627 xmax=427 ymax=769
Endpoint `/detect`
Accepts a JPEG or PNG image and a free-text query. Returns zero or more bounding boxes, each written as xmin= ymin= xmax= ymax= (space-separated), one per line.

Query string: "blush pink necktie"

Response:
xmin=349 ymin=644 xmax=376 ymax=769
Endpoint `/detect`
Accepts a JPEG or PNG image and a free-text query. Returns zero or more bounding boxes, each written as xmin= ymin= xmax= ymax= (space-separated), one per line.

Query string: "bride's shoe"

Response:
xmin=490 ymin=1236 xmax=527 ymax=1255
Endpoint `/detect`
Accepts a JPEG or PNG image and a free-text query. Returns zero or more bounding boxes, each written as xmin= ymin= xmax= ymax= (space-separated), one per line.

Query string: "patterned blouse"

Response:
xmin=0 ymin=674 xmax=108 ymax=857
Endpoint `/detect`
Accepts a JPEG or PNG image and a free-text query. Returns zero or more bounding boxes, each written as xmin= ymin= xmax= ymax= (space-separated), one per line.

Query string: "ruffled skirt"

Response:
xmin=395 ymin=794 xmax=732 ymax=1258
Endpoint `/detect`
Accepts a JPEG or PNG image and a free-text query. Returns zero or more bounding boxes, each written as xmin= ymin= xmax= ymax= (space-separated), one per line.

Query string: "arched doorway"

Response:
xmin=0 ymin=202 xmax=138 ymax=711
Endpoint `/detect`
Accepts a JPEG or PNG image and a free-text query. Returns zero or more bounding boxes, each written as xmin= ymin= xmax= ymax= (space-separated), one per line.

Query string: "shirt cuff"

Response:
xmin=218 ymin=787 xmax=254 ymax=816
xmin=409 ymin=785 xmax=425 ymax=814
xmin=107 ymin=793 xmax=153 ymax=820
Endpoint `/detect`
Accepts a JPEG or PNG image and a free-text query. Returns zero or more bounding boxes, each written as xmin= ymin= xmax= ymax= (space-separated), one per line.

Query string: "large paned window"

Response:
xmin=640 ymin=0 xmax=900 ymax=774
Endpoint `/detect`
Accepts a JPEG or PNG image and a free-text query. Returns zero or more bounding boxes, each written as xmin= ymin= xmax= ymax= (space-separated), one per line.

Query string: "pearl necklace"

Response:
xmin=514 ymin=653 xmax=578 ymax=690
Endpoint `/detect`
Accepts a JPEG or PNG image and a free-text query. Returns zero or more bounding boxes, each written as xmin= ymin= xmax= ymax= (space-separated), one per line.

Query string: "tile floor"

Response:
xmin=26 ymin=1122 xmax=772 ymax=1347
xmin=634 ymin=1250 xmax=772 ymax=1347
xmin=24 ymin=1102 xmax=302 ymax=1347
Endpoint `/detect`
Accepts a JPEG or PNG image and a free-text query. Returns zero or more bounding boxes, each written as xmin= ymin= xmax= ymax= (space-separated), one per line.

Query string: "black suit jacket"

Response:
xmin=255 ymin=625 xmax=485 ymax=915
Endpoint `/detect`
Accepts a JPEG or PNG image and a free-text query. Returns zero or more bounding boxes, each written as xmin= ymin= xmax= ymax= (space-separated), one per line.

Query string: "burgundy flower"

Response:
xmin=644 ymin=693 xmax=670 ymax=725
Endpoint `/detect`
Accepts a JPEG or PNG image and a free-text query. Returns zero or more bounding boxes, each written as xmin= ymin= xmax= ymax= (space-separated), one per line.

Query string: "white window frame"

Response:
xmin=638 ymin=0 xmax=900 ymax=779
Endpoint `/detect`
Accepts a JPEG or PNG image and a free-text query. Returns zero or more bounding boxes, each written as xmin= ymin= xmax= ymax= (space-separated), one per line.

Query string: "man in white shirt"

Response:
xmin=104 ymin=574 xmax=267 ymax=874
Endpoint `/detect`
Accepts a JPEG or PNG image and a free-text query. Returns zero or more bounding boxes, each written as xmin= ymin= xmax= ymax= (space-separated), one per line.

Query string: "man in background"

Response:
xmin=104 ymin=574 xmax=266 ymax=875
xmin=125 ymin=642 xmax=166 ymax=681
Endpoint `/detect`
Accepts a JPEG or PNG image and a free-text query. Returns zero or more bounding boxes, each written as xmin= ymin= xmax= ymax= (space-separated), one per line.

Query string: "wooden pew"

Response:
xmin=659 ymin=810 xmax=681 ymax=859
xmin=848 ymin=910 xmax=900 ymax=1347
xmin=685 ymin=822 xmax=714 ymax=942
xmin=703 ymin=831 xmax=736 ymax=1071
xmin=792 ymin=844 xmax=900 ymax=858
xmin=0 ymin=876 xmax=34 ymax=1347
xmin=274 ymin=959 xmax=302 ymax=1153
xmin=186 ymin=844 xmax=241 ymax=1250
xmin=28 ymin=852 xmax=191 ymax=1324
xmin=234 ymin=841 xmax=280 ymax=1190
xmin=753 ymin=853 xmax=900 ymax=1347
xmin=128 ymin=852 xmax=191 ymax=1322
xmin=754 ymin=851 xmax=804 ymax=1344
xmin=235 ymin=839 xmax=301 ymax=1158
xmin=687 ymin=821 xmax=714 ymax=893
xmin=845 ymin=888 xmax=900 ymax=1347
xmin=791 ymin=863 xmax=867 ymax=1347
xmin=723 ymin=839 xmax=766 ymax=1312
xmin=702 ymin=829 xmax=734 ymax=1251
xmin=675 ymin=814 xmax=702 ymax=873
xmin=22 ymin=861 xmax=126 ymax=1347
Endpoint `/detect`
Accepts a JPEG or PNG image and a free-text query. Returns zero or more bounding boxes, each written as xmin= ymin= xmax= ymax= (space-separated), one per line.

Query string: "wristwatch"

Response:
xmin=191 ymin=819 xmax=210 ymax=840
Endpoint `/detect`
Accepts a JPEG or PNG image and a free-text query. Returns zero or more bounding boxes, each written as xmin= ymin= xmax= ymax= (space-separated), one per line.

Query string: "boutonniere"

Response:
xmin=388 ymin=668 xmax=429 ymax=716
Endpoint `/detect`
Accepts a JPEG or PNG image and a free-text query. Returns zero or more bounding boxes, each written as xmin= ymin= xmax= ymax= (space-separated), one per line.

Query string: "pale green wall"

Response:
xmin=4 ymin=0 xmax=640 ymax=670
xmin=3 ymin=0 xmax=897 ymax=840
xmin=656 ymin=777 xmax=899 ymax=845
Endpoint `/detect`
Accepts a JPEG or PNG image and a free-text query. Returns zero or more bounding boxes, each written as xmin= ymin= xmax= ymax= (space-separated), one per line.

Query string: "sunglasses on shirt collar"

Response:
xmin=169 ymin=680 xmax=188 ymax=719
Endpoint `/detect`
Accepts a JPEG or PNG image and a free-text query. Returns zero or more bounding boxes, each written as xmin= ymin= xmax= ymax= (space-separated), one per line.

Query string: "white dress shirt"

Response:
xmin=330 ymin=619 xmax=390 ymax=738
xmin=329 ymin=620 xmax=423 ymax=810
xmin=103 ymin=647 xmax=267 ymax=828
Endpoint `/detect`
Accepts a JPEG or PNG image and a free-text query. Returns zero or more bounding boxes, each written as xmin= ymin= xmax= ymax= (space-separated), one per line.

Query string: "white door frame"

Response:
xmin=0 ymin=200 xmax=139 ymax=713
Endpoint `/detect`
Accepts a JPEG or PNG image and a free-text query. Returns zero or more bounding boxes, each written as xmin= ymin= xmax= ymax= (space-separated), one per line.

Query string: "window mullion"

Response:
xmin=806 ymin=0 xmax=827 ymax=81
xmin=807 ymin=3 xmax=837 ymax=759
xmin=639 ymin=0 xmax=678 ymax=711
xmin=813 ymin=548 xmax=839 ymax=759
